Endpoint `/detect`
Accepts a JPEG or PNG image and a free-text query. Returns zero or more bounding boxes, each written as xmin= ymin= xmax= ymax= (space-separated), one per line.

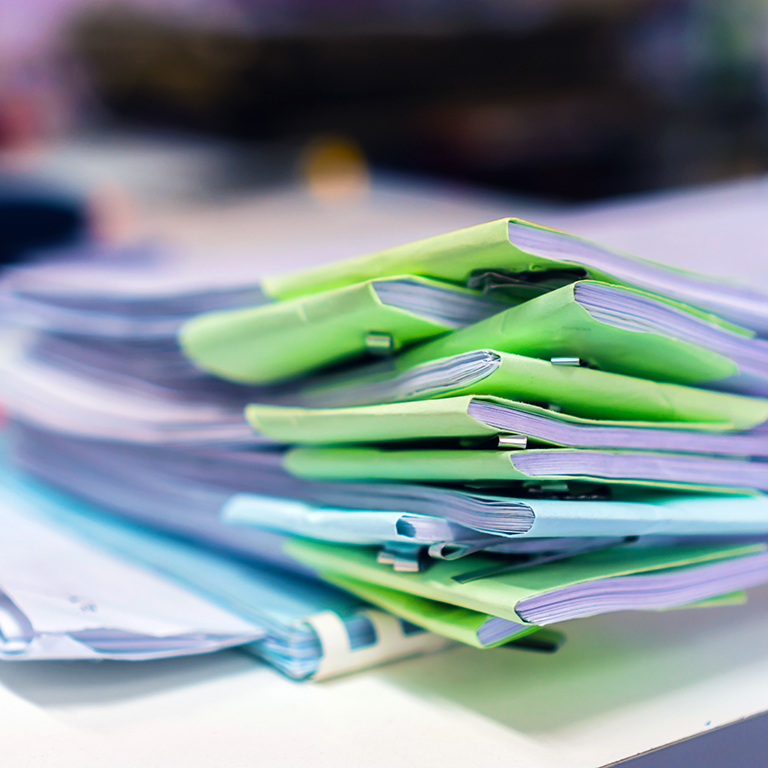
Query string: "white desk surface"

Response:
xmin=3 ymin=587 xmax=768 ymax=768
xmin=4 ymin=146 xmax=768 ymax=767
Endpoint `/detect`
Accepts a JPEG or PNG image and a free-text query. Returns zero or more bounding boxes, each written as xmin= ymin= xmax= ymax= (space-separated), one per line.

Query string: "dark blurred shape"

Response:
xmin=0 ymin=177 xmax=88 ymax=264
xmin=503 ymin=628 xmax=566 ymax=653
xmin=618 ymin=710 xmax=768 ymax=767
xmin=66 ymin=2 xmax=768 ymax=201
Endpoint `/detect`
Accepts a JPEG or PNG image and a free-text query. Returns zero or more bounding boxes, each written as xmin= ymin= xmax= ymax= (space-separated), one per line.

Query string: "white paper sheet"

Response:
xmin=0 ymin=486 xmax=266 ymax=661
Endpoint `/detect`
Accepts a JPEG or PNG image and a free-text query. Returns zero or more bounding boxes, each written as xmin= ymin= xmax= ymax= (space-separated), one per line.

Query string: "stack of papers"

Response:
xmin=0 ymin=457 xmax=447 ymax=676
xmin=4 ymin=217 xmax=768 ymax=664
xmin=0 ymin=243 xmax=453 ymax=676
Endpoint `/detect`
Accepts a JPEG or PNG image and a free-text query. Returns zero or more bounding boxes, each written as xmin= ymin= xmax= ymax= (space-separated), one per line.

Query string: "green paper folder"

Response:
xmin=321 ymin=573 xmax=539 ymax=648
xmin=245 ymin=396 xmax=768 ymax=457
xmin=285 ymin=538 xmax=765 ymax=625
xmin=180 ymin=276 xmax=508 ymax=384
xmin=297 ymin=350 xmax=768 ymax=429
xmin=261 ymin=218 xmax=768 ymax=335
xmin=246 ymin=397 xmax=506 ymax=444
xmin=283 ymin=445 xmax=768 ymax=493
xmin=397 ymin=280 xmax=761 ymax=390
xmin=326 ymin=574 xmax=745 ymax=648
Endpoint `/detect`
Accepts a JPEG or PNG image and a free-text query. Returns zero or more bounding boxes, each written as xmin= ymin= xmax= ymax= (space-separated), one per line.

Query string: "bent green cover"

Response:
xmin=297 ymin=350 xmax=768 ymax=430
xmin=180 ymin=276 xmax=486 ymax=384
xmin=285 ymin=538 xmax=763 ymax=625
xmin=245 ymin=395 xmax=741 ymax=445
xmin=325 ymin=574 xmax=746 ymax=647
xmin=321 ymin=573 xmax=538 ymax=648
xmin=397 ymin=280 xmax=742 ymax=387
xmin=283 ymin=445 xmax=759 ymax=494
xmin=262 ymin=218 xmax=726 ymax=301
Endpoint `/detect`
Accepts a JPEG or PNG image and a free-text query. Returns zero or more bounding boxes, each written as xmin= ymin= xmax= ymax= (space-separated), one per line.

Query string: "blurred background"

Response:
xmin=3 ymin=0 xmax=768 ymax=215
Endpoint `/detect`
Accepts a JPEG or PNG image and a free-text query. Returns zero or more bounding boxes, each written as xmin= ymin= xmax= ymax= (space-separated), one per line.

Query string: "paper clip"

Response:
xmin=427 ymin=538 xmax=503 ymax=560
xmin=365 ymin=332 xmax=395 ymax=355
xmin=498 ymin=434 xmax=528 ymax=449
xmin=550 ymin=357 xmax=581 ymax=366
xmin=377 ymin=543 xmax=428 ymax=572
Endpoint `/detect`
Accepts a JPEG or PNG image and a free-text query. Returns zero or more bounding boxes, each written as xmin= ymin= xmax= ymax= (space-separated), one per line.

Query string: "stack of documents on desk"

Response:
xmin=0 ymin=455 xmax=447 ymax=675
xmin=5 ymin=218 xmax=768 ymax=658
xmin=0 ymin=242 xmax=454 ymax=676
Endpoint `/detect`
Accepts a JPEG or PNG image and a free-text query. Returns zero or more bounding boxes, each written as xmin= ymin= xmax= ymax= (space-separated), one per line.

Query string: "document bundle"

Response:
xmin=4 ymin=218 xmax=768 ymax=669
xmin=0 ymin=456 xmax=447 ymax=676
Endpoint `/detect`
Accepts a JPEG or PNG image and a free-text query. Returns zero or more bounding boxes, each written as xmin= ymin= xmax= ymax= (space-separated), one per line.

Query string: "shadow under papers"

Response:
xmin=375 ymin=584 xmax=768 ymax=734
xmin=0 ymin=648 xmax=260 ymax=708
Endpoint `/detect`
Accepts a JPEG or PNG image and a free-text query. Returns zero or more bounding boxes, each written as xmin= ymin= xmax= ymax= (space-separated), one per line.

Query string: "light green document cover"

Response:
xmin=397 ymin=280 xmax=743 ymax=387
xmin=282 ymin=445 xmax=757 ymax=493
xmin=180 ymin=276 xmax=493 ymax=384
xmin=247 ymin=396 xmax=505 ymax=443
xmin=326 ymin=574 xmax=746 ymax=648
xmin=245 ymin=395 xmax=740 ymax=445
xmin=285 ymin=538 xmax=763 ymax=624
xmin=262 ymin=218 xmax=707 ymax=300
xmin=321 ymin=573 xmax=537 ymax=648
xmin=298 ymin=351 xmax=768 ymax=429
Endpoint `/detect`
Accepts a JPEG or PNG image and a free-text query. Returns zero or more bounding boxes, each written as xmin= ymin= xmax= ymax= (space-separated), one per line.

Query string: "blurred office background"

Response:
xmin=2 ymin=0 xmax=768 ymax=203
